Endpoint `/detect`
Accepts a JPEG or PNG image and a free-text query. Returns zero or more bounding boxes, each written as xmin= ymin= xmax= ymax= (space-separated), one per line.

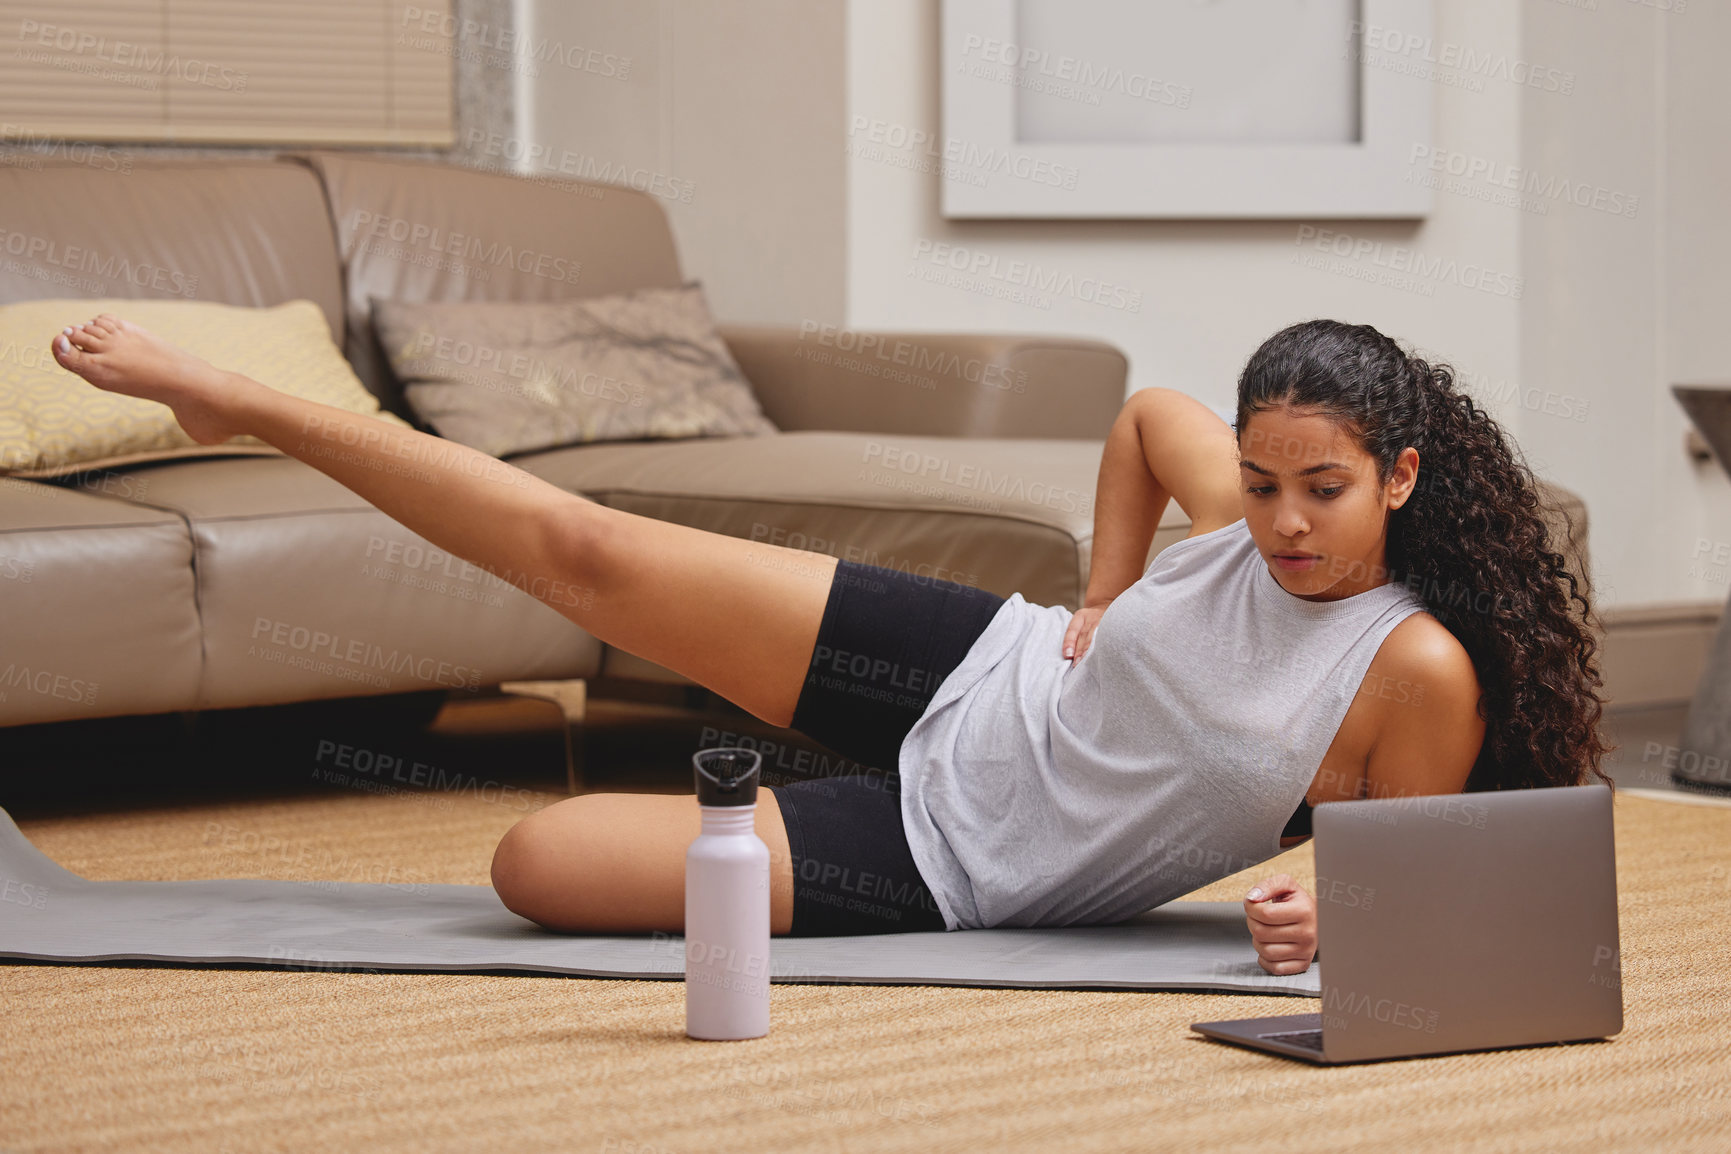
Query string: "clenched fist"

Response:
xmin=1243 ymin=873 xmax=1318 ymax=976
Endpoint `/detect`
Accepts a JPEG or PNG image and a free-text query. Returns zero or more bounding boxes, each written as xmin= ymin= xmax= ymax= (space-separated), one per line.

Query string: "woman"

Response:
xmin=49 ymin=315 xmax=1610 ymax=975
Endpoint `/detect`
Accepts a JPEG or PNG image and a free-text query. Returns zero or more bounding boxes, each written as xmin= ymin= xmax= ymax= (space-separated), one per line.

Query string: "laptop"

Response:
xmin=1191 ymin=783 xmax=1622 ymax=1064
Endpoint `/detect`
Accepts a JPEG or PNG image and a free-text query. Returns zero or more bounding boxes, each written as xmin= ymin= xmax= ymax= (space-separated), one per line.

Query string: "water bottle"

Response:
xmin=685 ymin=747 xmax=771 ymax=1040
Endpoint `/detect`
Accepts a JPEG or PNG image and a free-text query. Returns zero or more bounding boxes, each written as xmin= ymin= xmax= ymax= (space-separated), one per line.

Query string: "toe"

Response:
xmin=51 ymin=332 xmax=89 ymax=373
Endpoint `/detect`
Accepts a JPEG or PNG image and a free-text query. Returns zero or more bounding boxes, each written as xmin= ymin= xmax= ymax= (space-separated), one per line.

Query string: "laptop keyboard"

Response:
xmin=1257 ymin=1028 xmax=1325 ymax=1051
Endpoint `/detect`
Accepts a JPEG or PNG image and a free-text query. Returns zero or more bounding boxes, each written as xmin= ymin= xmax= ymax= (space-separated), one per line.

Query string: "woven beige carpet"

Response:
xmin=1 ymin=787 xmax=1728 ymax=1153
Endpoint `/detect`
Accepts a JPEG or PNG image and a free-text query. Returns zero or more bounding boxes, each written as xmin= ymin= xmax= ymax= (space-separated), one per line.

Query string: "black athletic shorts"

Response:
xmin=763 ymin=560 xmax=1006 ymax=936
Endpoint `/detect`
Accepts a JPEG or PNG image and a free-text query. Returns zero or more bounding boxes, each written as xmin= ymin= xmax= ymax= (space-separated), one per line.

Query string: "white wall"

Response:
xmin=1518 ymin=0 xmax=1731 ymax=609
xmin=847 ymin=0 xmax=1731 ymax=611
xmin=522 ymin=0 xmax=845 ymax=326
xmin=847 ymin=1 xmax=1523 ymax=433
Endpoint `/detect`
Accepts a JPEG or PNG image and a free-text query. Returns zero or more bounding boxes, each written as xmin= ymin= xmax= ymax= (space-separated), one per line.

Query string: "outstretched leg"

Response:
xmin=51 ymin=315 xmax=836 ymax=725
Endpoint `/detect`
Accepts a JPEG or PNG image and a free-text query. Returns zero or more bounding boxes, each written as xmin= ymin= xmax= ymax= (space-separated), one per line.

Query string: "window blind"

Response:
xmin=0 ymin=0 xmax=454 ymax=145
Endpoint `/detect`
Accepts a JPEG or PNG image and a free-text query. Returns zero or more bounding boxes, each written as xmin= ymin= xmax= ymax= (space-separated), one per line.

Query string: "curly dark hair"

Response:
xmin=1233 ymin=319 xmax=1612 ymax=793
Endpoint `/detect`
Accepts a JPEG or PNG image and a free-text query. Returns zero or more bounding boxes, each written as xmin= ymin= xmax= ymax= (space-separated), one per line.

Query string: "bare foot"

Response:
xmin=51 ymin=314 xmax=247 ymax=445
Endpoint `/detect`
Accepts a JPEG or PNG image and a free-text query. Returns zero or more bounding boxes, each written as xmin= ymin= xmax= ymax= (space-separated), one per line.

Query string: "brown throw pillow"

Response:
xmin=369 ymin=285 xmax=776 ymax=457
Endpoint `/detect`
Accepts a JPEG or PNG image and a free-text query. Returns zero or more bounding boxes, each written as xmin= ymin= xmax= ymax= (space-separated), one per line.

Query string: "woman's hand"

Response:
xmin=1063 ymin=603 xmax=1111 ymax=662
xmin=1242 ymin=873 xmax=1317 ymax=975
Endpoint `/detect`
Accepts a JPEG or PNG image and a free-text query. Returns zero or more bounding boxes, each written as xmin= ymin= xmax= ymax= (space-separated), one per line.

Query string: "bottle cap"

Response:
xmin=693 ymin=747 xmax=761 ymax=807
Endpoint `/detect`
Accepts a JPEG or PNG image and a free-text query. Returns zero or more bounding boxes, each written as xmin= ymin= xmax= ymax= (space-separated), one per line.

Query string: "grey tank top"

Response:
xmin=896 ymin=518 xmax=1429 ymax=931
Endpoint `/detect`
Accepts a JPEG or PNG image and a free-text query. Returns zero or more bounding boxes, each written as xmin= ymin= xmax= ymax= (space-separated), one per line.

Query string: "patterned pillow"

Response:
xmin=0 ymin=298 xmax=410 ymax=478
xmin=369 ymin=284 xmax=777 ymax=457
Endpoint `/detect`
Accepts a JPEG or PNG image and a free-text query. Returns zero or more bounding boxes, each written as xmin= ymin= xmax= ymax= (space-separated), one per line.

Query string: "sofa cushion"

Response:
xmin=370 ymin=285 xmax=776 ymax=456
xmin=70 ymin=457 xmax=603 ymax=711
xmin=0 ymin=475 xmax=200 ymax=726
xmin=297 ymin=151 xmax=685 ymax=415
xmin=0 ymin=159 xmax=344 ymax=340
xmin=2 ymin=298 xmax=410 ymax=479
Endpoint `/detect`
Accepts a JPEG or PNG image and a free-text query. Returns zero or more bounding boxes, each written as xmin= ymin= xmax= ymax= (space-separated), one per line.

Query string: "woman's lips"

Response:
xmin=1273 ymin=553 xmax=1319 ymax=571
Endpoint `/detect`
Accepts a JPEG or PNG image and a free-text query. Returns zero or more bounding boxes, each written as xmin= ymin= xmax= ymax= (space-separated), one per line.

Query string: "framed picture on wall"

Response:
xmin=940 ymin=0 xmax=1434 ymax=219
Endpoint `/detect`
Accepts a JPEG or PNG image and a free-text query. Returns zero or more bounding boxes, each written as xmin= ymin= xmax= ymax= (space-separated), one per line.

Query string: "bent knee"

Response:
xmin=490 ymin=817 xmax=568 ymax=928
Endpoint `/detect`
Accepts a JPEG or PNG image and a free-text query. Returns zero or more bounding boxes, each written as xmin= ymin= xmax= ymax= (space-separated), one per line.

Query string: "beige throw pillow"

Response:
xmin=0 ymin=298 xmax=410 ymax=478
xmin=369 ymin=284 xmax=776 ymax=457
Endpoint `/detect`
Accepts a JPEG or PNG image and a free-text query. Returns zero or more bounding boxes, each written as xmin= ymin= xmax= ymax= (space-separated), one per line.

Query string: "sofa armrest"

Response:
xmin=717 ymin=324 xmax=1127 ymax=440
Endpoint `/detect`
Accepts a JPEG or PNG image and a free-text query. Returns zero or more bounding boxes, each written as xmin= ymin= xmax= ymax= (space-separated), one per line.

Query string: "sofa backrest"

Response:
xmin=0 ymin=159 xmax=344 ymax=341
xmin=294 ymin=151 xmax=684 ymax=415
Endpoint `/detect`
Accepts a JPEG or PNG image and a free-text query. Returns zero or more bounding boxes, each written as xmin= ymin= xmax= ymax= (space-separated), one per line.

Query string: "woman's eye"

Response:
xmin=1246 ymin=484 xmax=1342 ymax=497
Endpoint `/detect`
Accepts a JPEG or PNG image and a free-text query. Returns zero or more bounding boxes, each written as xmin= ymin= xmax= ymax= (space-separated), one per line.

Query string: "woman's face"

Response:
xmin=1236 ymin=405 xmax=1419 ymax=601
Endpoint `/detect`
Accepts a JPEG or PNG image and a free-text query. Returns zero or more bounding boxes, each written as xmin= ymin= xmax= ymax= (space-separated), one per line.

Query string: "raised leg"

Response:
xmin=51 ymin=315 xmax=837 ymax=725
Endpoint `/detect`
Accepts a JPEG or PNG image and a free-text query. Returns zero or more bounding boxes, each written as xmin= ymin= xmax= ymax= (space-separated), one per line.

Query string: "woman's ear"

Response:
xmin=1386 ymin=447 xmax=1420 ymax=510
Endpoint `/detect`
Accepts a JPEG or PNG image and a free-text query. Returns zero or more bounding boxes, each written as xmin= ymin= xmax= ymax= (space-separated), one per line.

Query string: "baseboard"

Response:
xmin=1598 ymin=600 xmax=1724 ymax=710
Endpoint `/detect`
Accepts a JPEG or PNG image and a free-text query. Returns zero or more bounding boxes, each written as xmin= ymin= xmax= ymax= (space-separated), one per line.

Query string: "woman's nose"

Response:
xmin=1273 ymin=504 xmax=1308 ymax=537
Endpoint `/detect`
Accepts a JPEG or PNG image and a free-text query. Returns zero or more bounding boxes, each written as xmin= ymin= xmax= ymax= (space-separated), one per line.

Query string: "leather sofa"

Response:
xmin=0 ymin=153 xmax=1590 ymax=730
xmin=0 ymin=153 xmax=1137 ymax=728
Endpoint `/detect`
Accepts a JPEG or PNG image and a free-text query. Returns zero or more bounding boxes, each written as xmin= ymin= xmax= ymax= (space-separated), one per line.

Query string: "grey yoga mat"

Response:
xmin=0 ymin=809 xmax=1318 ymax=996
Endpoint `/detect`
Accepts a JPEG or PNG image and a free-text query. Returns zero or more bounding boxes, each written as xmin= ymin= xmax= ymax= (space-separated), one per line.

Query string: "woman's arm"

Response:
xmin=1065 ymin=389 xmax=1243 ymax=660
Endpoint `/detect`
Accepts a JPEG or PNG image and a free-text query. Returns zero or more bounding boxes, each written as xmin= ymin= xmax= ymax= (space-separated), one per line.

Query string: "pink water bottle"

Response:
xmin=686 ymin=747 xmax=771 ymax=1040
